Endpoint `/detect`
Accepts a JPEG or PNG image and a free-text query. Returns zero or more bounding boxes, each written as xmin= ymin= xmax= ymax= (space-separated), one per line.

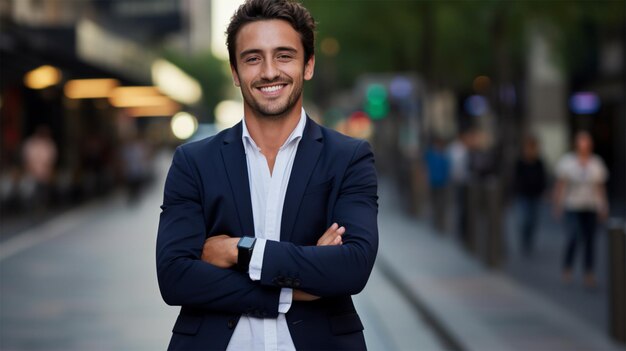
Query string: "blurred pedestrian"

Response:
xmin=425 ymin=137 xmax=451 ymax=233
xmin=22 ymin=125 xmax=57 ymax=209
xmin=554 ymin=131 xmax=609 ymax=287
xmin=514 ymin=135 xmax=546 ymax=256
xmin=448 ymin=129 xmax=473 ymax=244
xmin=121 ymin=134 xmax=149 ymax=205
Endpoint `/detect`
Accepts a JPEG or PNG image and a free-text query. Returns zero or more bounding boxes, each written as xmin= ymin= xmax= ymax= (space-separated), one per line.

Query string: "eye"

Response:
xmin=277 ymin=54 xmax=294 ymax=62
xmin=245 ymin=56 xmax=260 ymax=63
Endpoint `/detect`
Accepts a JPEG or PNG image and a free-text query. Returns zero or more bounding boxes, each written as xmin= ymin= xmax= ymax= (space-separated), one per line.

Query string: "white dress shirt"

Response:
xmin=226 ymin=109 xmax=307 ymax=351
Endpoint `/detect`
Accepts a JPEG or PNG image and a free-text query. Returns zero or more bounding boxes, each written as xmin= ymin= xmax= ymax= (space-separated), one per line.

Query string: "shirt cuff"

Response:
xmin=248 ymin=238 xmax=267 ymax=281
xmin=278 ymin=288 xmax=293 ymax=314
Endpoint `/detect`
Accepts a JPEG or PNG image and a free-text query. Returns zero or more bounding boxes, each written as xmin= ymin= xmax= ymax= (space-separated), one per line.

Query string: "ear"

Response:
xmin=304 ymin=55 xmax=315 ymax=81
xmin=230 ymin=64 xmax=241 ymax=87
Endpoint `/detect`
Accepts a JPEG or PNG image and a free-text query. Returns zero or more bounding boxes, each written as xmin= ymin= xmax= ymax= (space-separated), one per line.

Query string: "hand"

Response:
xmin=317 ymin=223 xmax=346 ymax=246
xmin=201 ymin=235 xmax=239 ymax=268
xmin=293 ymin=289 xmax=320 ymax=301
xmin=294 ymin=223 xmax=346 ymax=302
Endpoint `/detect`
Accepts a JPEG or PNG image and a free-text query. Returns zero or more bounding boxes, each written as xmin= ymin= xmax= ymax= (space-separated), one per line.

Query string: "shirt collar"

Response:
xmin=241 ymin=108 xmax=307 ymax=151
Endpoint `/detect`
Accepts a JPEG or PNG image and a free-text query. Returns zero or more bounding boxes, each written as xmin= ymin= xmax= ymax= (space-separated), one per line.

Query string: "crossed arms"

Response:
xmin=156 ymin=141 xmax=378 ymax=318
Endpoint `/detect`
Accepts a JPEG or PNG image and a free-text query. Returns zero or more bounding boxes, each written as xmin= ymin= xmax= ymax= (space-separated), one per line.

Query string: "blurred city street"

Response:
xmin=1 ymin=0 xmax=625 ymax=350
xmin=0 ymin=152 xmax=446 ymax=351
xmin=1 ymin=151 xmax=624 ymax=351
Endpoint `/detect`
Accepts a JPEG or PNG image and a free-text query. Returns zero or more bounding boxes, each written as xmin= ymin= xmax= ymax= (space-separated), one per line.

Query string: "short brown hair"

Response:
xmin=226 ymin=0 xmax=316 ymax=70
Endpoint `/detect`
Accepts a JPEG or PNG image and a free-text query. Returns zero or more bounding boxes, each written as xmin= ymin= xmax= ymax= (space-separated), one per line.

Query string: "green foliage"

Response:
xmin=301 ymin=0 xmax=624 ymax=92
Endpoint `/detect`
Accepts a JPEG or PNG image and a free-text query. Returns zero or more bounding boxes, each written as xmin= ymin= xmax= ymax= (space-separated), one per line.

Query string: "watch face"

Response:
xmin=238 ymin=236 xmax=255 ymax=249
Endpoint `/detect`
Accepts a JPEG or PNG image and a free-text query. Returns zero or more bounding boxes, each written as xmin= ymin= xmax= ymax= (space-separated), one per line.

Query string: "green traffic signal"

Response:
xmin=365 ymin=84 xmax=389 ymax=119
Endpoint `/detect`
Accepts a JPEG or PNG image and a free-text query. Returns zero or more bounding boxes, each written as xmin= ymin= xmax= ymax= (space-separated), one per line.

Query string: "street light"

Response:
xmin=24 ymin=65 xmax=62 ymax=90
xmin=171 ymin=112 xmax=198 ymax=140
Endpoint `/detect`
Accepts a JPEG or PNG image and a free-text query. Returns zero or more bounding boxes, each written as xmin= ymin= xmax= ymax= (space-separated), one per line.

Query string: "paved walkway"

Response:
xmin=503 ymin=200 xmax=611 ymax=331
xmin=377 ymin=180 xmax=625 ymax=351
xmin=2 ymin=150 xmax=623 ymax=350
xmin=0 ymin=152 xmax=445 ymax=351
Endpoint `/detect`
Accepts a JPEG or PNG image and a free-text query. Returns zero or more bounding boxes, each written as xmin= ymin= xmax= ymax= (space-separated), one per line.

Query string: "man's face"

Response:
xmin=231 ymin=19 xmax=314 ymax=118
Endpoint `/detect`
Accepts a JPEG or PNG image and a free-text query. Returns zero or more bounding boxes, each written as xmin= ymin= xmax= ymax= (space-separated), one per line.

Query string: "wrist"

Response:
xmin=230 ymin=238 xmax=239 ymax=266
xmin=236 ymin=236 xmax=256 ymax=272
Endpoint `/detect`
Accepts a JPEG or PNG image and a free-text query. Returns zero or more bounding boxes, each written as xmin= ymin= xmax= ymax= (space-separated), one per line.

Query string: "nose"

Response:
xmin=260 ymin=60 xmax=280 ymax=81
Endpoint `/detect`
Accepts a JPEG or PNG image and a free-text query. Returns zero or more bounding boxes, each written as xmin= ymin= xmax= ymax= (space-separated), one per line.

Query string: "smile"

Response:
xmin=258 ymin=84 xmax=286 ymax=94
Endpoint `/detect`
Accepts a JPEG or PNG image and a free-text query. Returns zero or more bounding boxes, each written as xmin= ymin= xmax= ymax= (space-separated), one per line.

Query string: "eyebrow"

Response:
xmin=239 ymin=46 xmax=298 ymax=59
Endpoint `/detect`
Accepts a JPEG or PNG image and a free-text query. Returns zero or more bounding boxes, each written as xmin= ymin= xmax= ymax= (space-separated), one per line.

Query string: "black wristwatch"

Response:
xmin=236 ymin=236 xmax=256 ymax=273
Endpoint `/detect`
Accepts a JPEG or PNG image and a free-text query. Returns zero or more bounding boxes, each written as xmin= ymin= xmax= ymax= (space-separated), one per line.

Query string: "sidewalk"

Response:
xmin=376 ymin=179 xmax=625 ymax=351
xmin=503 ymin=200 xmax=611 ymax=331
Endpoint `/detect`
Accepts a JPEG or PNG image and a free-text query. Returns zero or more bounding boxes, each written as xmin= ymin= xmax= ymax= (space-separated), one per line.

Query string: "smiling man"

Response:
xmin=156 ymin=0 xmax=378 ymax=350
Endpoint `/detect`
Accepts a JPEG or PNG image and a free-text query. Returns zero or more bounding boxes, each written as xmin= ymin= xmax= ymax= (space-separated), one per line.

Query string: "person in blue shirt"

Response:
xmin=425 ymin=138 xmax=451 ymax=233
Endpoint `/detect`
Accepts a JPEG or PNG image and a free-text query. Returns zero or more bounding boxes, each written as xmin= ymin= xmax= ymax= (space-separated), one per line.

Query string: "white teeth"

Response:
xmin=260 ymin=85 xmax=284 ymax=93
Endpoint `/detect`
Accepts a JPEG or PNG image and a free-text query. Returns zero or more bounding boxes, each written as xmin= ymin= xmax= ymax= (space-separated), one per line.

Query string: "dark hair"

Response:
xmin=226 ymin=0 xmax=316 ymax=70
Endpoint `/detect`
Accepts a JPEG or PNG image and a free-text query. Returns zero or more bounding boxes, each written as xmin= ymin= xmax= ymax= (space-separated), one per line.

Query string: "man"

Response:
xmin=156 ymin=0 xmax=378 ymax=350
xmin=514 ymin=135 xmax=546 ymax=256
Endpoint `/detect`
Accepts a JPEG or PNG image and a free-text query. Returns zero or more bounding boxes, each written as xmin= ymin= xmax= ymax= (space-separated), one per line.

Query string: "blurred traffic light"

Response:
xmin=364 ymin=83 xmax=389 ymax=120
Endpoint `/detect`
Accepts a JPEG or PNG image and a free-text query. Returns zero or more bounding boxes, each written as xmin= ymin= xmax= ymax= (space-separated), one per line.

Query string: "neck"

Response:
xmin=244 ymin=102 xmax=302 ymax=154
xmin=578 ymin=152 xmax=591 ymax=161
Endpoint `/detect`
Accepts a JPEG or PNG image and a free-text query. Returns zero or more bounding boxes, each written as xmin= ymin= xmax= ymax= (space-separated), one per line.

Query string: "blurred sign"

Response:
xmin=389 ymin=76 xmax=413 ymax=100
xmin=569 ymin=92 xmax=600 ymax=115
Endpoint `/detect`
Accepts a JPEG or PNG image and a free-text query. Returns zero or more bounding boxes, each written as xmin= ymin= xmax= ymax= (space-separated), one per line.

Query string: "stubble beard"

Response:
xmin=241 ymin=76 xmax=303 ymax=120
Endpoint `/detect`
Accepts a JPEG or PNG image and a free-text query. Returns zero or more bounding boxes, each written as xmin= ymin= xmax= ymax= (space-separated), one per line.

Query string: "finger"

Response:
xmin=317 ymin=234 xmax=332 ymax=246
xmin=322 ymin=226 xmax=345 ymax=246
xmin=322 ymin=225 xmax=345 ymax=245
xmin=317 ymin=223 xmax=338 ymax=245
xmin=324 ymin=223 xmax=338 ymax=236
xmin=333 ymin=235 xmax=342 ymax=245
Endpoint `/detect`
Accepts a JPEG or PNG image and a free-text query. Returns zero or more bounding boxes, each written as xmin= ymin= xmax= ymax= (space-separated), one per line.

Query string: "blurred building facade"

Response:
xmin=0 ymin=0 xmax=214 ymax=215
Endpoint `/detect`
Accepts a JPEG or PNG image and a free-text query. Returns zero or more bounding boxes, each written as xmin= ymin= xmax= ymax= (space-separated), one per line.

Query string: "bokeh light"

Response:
xmin=170 ymin=111 xmax=198 ymax=140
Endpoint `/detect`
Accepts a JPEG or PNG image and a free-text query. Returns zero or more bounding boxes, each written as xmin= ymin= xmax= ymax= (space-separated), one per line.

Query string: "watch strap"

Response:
xmin=237 ymin=237 xmax=256 ymax=273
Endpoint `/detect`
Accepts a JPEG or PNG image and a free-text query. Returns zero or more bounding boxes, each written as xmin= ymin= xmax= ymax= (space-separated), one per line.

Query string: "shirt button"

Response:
xmin=227 ymin=319 xmax=237 ymax=329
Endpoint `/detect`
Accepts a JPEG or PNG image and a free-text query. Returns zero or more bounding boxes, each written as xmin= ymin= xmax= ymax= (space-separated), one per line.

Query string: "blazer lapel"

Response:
xmin=220 ymin=122 xmax=255 ymax=237
xmin=280 ymin=117 xmax=324 ymax=242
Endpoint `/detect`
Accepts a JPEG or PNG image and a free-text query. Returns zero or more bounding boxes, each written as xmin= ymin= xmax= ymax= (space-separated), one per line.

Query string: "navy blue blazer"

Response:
xmin=156 ymin=117 xmax=378 ymax=350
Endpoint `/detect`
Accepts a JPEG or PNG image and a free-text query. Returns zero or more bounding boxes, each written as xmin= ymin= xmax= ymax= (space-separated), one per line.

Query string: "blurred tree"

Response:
xmin=160 ymin=49 xmax=229 ymax=122
xmin=302 ymin=0 xmax=623 ymax=93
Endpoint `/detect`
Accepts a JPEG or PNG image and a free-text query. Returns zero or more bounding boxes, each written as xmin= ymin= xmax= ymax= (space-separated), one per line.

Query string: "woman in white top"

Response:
xmin=554 ymin=131 xmax=609 ymax=287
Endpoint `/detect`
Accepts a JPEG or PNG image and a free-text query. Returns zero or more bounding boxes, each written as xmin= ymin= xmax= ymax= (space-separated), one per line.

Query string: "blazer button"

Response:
xmin=227 ymin=319 xmax=237 ymax=329
xmin=284 ymin=278 xmax=293 ymax=287
xmin=293 ymin=279 xmax=301 ymax=288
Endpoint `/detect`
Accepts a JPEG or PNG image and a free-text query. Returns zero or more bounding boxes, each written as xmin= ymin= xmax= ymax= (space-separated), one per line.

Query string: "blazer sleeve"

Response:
xmin=156 ymin=146 xmax=280 ymax=318
xmin=260 ymin=140 xmax=379 ymax=297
